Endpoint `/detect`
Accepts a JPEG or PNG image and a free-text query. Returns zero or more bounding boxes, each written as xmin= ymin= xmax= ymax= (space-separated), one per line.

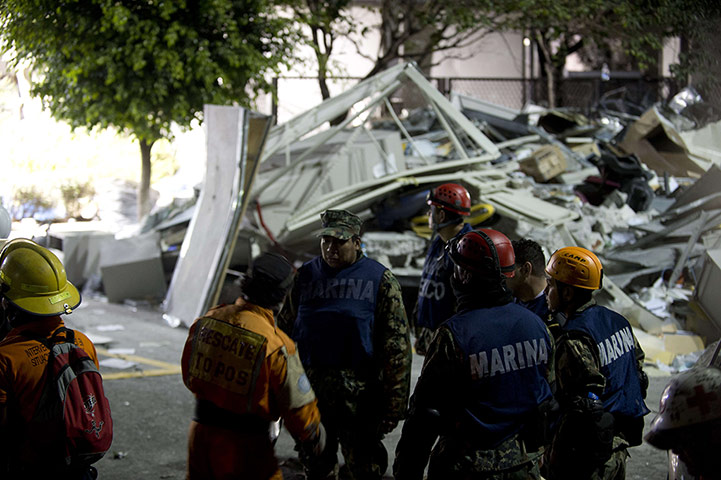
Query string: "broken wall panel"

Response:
xmin=60 ymin=231 xmax=116 ymax=288
xmin=100 ymin=232 xmax=166 ymax=303
xmin=162 ymin=106 xmax=272 ymax=328
xmin=619 ymin=106 xmax=707 ymax=178
xmin=670 ymin=164 xmax=721 ymax=213
xmin=483 ymin=189 xmax=579 ymax=228
xmin=694 ymin=248 xmax=721 ymax=339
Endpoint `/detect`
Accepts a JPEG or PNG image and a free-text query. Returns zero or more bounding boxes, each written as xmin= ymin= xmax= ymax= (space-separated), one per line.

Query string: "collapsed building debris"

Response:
xmin=8 ymin=63 xmax=720 ymax=372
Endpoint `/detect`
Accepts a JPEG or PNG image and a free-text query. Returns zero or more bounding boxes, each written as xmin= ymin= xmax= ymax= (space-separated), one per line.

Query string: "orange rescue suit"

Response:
xmin=181 ymin=298 xmax=322 ymax=480
xmin=0 ymin=317 xmax=99 ymax=469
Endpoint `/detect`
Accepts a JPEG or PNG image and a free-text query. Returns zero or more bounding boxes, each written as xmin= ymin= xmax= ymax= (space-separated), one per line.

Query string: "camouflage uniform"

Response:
xmin=278 ymin=210 xmax=412 ymax=479
xmin=394 ymin=323 xmax=554 ymax=480
xmin=548 ymin=301 xmax=648 ymax=480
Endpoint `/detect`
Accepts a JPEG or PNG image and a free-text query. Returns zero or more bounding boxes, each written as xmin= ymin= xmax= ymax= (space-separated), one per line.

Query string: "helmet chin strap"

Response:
xmin=551 ymin=311 xmax=568 ymax=327
xmin=431 ymin=208 xmax=462 ymax=233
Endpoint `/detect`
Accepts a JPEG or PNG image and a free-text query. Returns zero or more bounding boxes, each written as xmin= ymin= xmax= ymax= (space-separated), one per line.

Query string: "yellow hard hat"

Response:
xmin=545 ymin=246 xmax=603 ymax=290
xmin=0 ymin=238 xmax=81 ymax=316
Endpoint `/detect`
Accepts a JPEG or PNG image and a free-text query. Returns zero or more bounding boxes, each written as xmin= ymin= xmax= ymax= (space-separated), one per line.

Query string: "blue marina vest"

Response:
xmin=416 ymin=223 xmax=472 ymax=330
xmin=446 ymin=303 xmax=554 ymax=447
xmin=294 ymin=256 xmax=386 ymax=370
xmin=563 ymin=305 xmax=649 ymax=418
xmin=516 ymin=293 xmax=550 ymax=322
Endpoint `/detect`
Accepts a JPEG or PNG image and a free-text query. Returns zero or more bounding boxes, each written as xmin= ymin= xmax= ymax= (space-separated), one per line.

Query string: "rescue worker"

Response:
xmin=414 ymin=183 xmax=473 ymax=355
xmin=544 ymin=246 xmax=649 ymax=480
xmin=278 ymin=209 xmax=412 ymax=479
xmin=394 ymin=229 xmax=555 ymax=480
xmin=506 ymin=239 xmax=550 ymax=323
xmin=181 ymin=252 xmax=326 ymax=480
xmin=0 ymin=238 xmax=101 ymax=479
xmin=645 ymin=366 xmax=721 ymax=480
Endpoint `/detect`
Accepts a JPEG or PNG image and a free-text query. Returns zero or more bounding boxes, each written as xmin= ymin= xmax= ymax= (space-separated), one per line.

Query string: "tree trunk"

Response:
xmin=138 ymin=139 xmax=155 ymax=221
xmin=535 ymin=32 xmax=563 ymax=108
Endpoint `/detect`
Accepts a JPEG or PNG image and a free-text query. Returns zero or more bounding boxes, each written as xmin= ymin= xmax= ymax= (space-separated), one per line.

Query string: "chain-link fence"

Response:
xmin=273 ymin=74 xmax=716 ymax=121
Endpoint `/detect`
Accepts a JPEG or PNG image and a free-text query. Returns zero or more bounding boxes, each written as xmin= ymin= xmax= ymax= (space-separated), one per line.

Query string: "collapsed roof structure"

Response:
xmin=249 ymin=62 xmax=579 ymax=257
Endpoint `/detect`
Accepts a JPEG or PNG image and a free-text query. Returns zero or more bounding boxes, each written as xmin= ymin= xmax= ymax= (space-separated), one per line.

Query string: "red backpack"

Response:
xmin=24 ymin=327 xmax=113 ymax=468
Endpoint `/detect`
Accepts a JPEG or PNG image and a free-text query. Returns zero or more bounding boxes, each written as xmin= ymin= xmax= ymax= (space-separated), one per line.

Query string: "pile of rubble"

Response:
xmin=11 ymin=62 xmax=721 ymax=372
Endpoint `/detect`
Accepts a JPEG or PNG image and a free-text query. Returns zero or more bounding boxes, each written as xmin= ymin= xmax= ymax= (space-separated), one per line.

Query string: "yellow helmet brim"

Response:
xmin=5 ymin=280 xmax=82 ymax=316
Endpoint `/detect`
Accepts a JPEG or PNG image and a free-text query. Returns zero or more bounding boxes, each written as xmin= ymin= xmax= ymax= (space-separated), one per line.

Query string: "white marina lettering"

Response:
xmin=598 ymin=341 xmax=608 ymax=367
xmin=326 ymin=279 xmax=339 ymax=298
xmin=620 ymin=327 xmax=634 ymax=353
xmin=524 ymin=339 xmax=538 ymax=366
xmin=538 ymin=339 xmax=548 ymax=363
xmin=490 ymin=348 xmax=505 ymax=376
xmin=515 ymin=343 xmax=526 ymax=368
xmin=339 ymin=278 xmax=347 ymax=298
xmin=611 ymin=333 xmax=623 ymax=358
xmin=470 ymin=351 xmax=488 ymax=380
xmin=360 ymin=281 xmax=375 ymax=301
xmin=605 ymin=338 xmax=617 ymax=362
xmin=503 ymin=345 xmax=519 ymax=372
xmin=468 ymin=337 xmax=549 ymax=379
xmin=346 ymin=279 xmax=362 ymax=299
xmin=598 ymin=328 xmax=634 ymax=367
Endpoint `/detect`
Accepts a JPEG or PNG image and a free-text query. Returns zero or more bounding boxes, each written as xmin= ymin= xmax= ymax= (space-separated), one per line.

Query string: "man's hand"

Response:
xmin=298 ymin=423 xmax=337 ymax=479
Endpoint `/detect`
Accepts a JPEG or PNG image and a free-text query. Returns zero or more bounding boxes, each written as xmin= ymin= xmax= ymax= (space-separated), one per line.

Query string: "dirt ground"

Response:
xmin=65 ymin=297 xmax=671 ymax=479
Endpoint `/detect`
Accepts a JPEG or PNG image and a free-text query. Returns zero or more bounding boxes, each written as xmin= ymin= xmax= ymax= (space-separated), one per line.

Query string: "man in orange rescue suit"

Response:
xmin=544 ymin=246 xmax=649 ymax=480
xmin=278 ymin=209 xmax=412 ymax=479
xmin=394 ymin=229 xmax=555 ymax=479
xmin=182 ymin=252 xmax=325 ymax=480
xmin=0 ymin=238 xmax=103 ymax=479
xmin=414 ymin=183 xmax=473 ymax=355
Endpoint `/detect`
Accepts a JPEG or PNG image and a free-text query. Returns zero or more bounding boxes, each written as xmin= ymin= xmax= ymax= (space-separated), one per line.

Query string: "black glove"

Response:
xmin=298 ymin=424 xmax=337 ymax=479
xmin=550 ymin=394 xmax=614 ymax=478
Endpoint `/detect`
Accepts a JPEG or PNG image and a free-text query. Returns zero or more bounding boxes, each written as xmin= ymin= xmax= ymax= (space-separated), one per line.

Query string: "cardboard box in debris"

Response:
xmin=11 ymin=64 xmax=721 ymax=372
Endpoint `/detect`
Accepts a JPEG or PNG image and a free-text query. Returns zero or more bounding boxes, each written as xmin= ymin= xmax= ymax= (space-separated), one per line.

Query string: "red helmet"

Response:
xmin=427 ymin=183 xmax=471 ymax=216
xmin=450 ymin=229 xmax=515 ymax=278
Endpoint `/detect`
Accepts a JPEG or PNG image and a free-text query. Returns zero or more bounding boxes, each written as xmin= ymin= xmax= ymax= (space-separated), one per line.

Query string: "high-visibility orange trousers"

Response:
xmin=186 ymin=420 xmax=283 ymax=480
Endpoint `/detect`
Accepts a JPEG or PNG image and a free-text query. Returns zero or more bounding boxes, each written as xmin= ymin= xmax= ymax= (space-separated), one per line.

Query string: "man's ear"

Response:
xmin=520 ymin=261 xmax=532 ymax=278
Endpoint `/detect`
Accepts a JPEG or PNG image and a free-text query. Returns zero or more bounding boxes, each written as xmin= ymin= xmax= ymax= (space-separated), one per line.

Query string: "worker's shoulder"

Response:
xmin=272 ymin=327 xmax=298 ymax=355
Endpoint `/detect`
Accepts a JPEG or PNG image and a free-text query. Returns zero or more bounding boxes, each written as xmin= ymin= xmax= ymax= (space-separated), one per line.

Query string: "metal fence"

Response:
xmin=273 ymin=74 xmax=716 ymax=121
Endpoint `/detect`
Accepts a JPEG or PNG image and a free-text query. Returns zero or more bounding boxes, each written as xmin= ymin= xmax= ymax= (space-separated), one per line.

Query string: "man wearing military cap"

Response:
xmin=279 ymin=209 xmax=412 ymax=479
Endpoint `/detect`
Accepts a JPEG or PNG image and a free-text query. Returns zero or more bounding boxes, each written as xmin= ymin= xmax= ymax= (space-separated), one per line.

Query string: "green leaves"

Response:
xmin=0 ymin=0 xmax=295 ymax=144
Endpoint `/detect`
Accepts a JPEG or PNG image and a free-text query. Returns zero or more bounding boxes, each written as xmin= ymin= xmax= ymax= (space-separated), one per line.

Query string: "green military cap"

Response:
xmin=316 ymin=210 xmax=362 ymax=240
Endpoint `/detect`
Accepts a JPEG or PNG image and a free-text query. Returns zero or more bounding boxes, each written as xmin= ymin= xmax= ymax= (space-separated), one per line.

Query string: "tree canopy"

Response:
xmin=494 ymin=0 xmax=721 ymax=107
xmin=289 ymin=0 xmax=719 ymax=109
xmin=0 ymin=0 xmax=297 ymax=218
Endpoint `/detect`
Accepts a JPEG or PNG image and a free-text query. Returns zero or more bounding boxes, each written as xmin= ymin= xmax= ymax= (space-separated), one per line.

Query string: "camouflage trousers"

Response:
xmin=586 ymin=438 xmax=629 ymax=480
xmin=426 ymin=433 xmax=543 ymax=480
xmin=544 ymin=436 xmax=629 ymax=480
xmin=304 ymin=369 xmax=388 ymax=480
